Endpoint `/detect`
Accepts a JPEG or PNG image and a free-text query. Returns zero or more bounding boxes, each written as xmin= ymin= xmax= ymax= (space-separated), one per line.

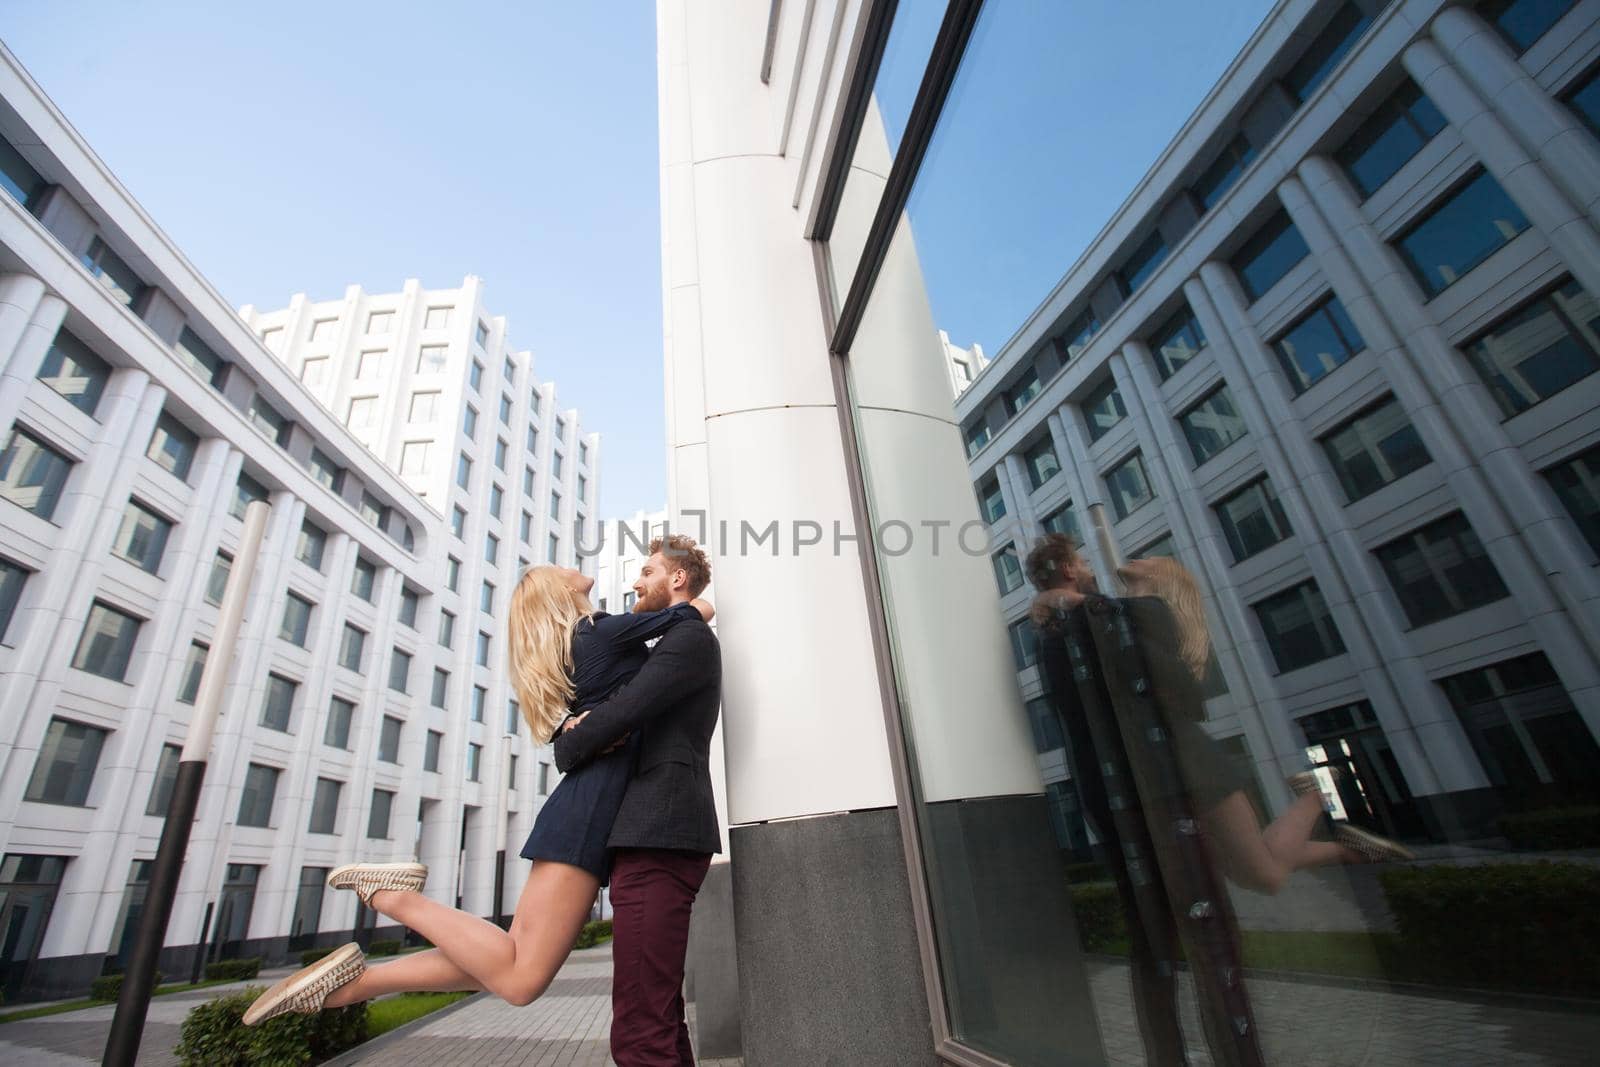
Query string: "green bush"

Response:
xmin=1380 ymin=862 xmax=1600 ymax=994
xmin=367 ymin=939 xmax=401 ymax=957
xmin=1069 ymin=884 xmax=1127 ymax=952
xmin=90 ymin=972 xmax=162 ymax=1001
xmin=204 ymin=957 xmax=262 ymax=982
xmin=299 ymin=947 xmax=334 ymax=967
xmin=1064 ymin=861 xmax=1111 ymax=885
xmin=1494 ymin=806 xmax=1600 ymax=851
xmin=574 ymin=919 xmax=613 ymax=950
xmin=175 ymin=988 xmax=367 ymax=1066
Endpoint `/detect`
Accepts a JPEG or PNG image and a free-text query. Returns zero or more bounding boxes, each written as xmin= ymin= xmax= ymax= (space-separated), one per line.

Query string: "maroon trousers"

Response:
xmin=608 ymin=848 xmax=712 ymax=1066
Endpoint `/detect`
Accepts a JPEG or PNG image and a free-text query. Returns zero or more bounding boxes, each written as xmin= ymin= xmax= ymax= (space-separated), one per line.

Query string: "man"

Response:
xmin=555 ymin=534 xmax=721 ymax=1066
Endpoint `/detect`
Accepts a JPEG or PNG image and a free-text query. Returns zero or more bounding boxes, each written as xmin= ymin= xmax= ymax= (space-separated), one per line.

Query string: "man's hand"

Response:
xmin=1031 ymin=588 xmax=1084 ymax=627
xmin=562 ymin=711 xmax=588 ymax=733
xmin=561 ymin=711 xmax=628 ymax=754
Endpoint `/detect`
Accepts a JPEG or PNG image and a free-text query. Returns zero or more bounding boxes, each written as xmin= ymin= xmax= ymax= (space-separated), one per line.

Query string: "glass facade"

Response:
xmin=1394 ymin=169 xmax=1530 ymax=298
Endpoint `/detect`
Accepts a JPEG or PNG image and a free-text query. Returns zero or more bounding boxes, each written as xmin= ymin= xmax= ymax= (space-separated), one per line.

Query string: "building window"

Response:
xmin=417 ymin=345 xmax=449 ymax=375
xmin=1394 ymin=170 xmax=1529 ymax=298
xmin=978 ymin=478 xmax=1006 ymax=524
xmin=1232 ymin=212 xmax=1310 ymax=303
xmin=993 ymin=546 xmax=1023 ymax=595
xmin=432 ymin=667 xmax=450 ymax=709
xmin=1117 ymin=230 xmax=1168 ymax=295
xmin=485 ymin=535 xmax=500 ymax=567
xmin=1081 ymin=379 xmax=1126 ymax=442
xmin=506 ymin=699 xmax=521 ymax=735
xmin=1043 ymin=502 xmax=1079 ymax=540
xmin=503 ymin=355 xmax=516 ymax=381
xmin=1462 ymin=278 xmax=1600 ymax=417
xmin=367 ymin=788 xmax=395 ymax=839
xmin=577 ymin=474 xmax=588 ymax=501
xmin=0 ymin=556 xmax=26 ymax=642
xmin=296 ymin=520 xmax=327 ymax=570
xmin=1253 ymin=580 xmax=1346 ymax=672
xmin=520 ymin=510 xmax=533 ymax=543
xmin=0 ymin=132 xmax=46 ymax=207
xmin=1023 ymin=438 xmax=1060 ymax=491
xmin=308 ymin=448 xmax=342 ymax=493
xmin=489 ymin=484 xmax=504 ymax=518
xmin=355 ymin=349 xmax=385 ymax=379
xmin=205 ymin=552 xmax=231 ymax=606
xmin=1008 ymin=618 xmax=1038 ymax=671
xmin=176 ymin=329 xmax=227 ymax=387
xmin=1178 ymin=385 xmax=1248 ymax=466
xmin=230 ymin=473 xmax=267 ymax=521
xmin=280 ymin=592 xmax=314 ymax=647
xmin=1439 ymin=651 xmax=1597 ymax=802
xmin=439 ymin=608 xmax=457 ymax=648
xmin=495 ymin=438 xmax=509 ymax=471
xmin=399 ymin=440 xmax=431 ymax=476
xmin=308 ymin=777 xmax=341 ymax=834
xmin=147 ymin=412 xmax=198 ymax=483
xmin=548 ymin=533 xmax=560 ymax=563
xmin=378 ymin=716 xmax=402 ymax=763
xmin=2 ymin=427 xmax=73 ymax=519
xmin=555 ymin=415 xmax=567 ymax=439
xmin=1135 ymin=534 xmax=1177 ymax=560
xmin=1320 ymin=397 xmax=1431 ymax=502
xmin=470 ymin=360 xmax=484 ymax=392
xmin=249 ymin=394 xmax=291 ymax=447
xmin=549 ymin=491 xmax=563 ymax=521
xmin=1282 ymin=3 xmax=1371 ymax=103
xmin=523 ymin=466 xmax=536 ymax=496
xmin=463 ymin=405 xmax=479 ymax=441
xmin=425 ymin=306 xmax=452 ymax=329
xmin=538 ymin=761 xmax=552 ymax=795
xmin=1564 ymin=62 xmax=1600 ymax=138
xmin=1148 ymin=305 xmax=1207 ymax=380
xmin=146 ymin=743 xmax=181 ymax=816
xmin=1271 ymin=294 xmax=1367 ymax=393
xmin=451 ymin=505 xmax=467 ymax=539
xmin=346 ymin=396 xmax=378 ymax=431
xmin=261 ymin=673 xmax=297 ymax=731
xmin=1544 ymin=442 xmax=1600 ymax=558
xmin=467 ymin=743 xmax=483 ymax=782
xmin=366 ymin=309 xmax=393 ymax=334
xmin=81 ymin=237 xmax=145 ymax=308
xmin=477 ymin=630 xmax=491 ymax=667
xmin=399 ymin=587 xmax=420 ymax=629
xmin=388 ymin=648 xmax=412 ymax=693
xmin=480 ymin=580 xmax=495 ymax=615
xmin=1375 ymin=511 xmax=1510 ymax=627
xmin=1481 ymin=0 xmax=1576 ymax=55
xmin=623 ymin=591 xmax=638 ymax=612
xmin=457 ymin=452 xmax=472 ymax=490
xmin=1059 ymin=307 xmax=1101 ymax=360
xmin=579 ymin=441 xmax=589 ymax=466
xmin=177 ymin=640 xmax=208 ymax=704
xmin=72 ymin=600 xmax=141 ymax=681
xmin=509 ymin=752 xmax=519 ymax=788
xmin=476 ymin=320 xmax=491 ymax=348
xmin=1190 ymin=134 xmax=1257 ymax=212
xmin=1004 ymin=367 xmax=1042 ymax=416
xmin=1104 ymin=453 xmax=1155 ymax=521
xmin=112 ymin=500 xmax=173 ymax=574
xmin=236 ymin=763 xmax=280 ymax=828
xmin=1215 ymin=477 xmax=1293 ymax=562
xmin=298 ymin=356 xmax=327 ymax=386
xmin=499 ymin=395 xmax=512 ymax=425
xmin=471 ymin=684 xmax=487 ymax=723
xmin=964 ymin=421 xmax=992 ymax=459
xmin=25 ymin=718 xmax=108 ymax=806
xmin=338 ymin=623 xmax=366 ymax=673
xmin=325 ymin=697 xmax=355 ymax=750
xmin=424 ymin=730 xmax=443 ymax=773
xmin=37 ymin=330 xmax=110 ymax=416
xmin=352 ymin=557 xmax=377 ymax=602
xmin=1337 ymin=80 xmax=1447 ymax=199
xmin=410 ymin=391 xmax=441 ymax=423
xmin=446 ymin=555 xmax=461 ymax=592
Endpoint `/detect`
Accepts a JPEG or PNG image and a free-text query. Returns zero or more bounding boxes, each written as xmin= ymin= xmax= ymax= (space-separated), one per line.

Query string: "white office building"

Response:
xmin=592 ymin=508 xmax=669 ymax=615
xmin=0 ymin=45 xmax=598 ymax=1001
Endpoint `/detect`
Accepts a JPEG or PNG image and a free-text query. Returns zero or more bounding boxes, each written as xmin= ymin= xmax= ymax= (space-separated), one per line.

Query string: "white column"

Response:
xmin=1428 ymin=4 xmax=1600 ymax=224
xmin=0 ymin=276 xmax=64 ymax=438
xmin=1401 ymin=38 xmax=1600 ymax=302
xmin=1045 ymin=409 xmax=1113 ymax=587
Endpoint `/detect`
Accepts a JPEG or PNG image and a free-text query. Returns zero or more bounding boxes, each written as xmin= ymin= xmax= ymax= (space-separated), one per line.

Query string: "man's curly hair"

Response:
xmin=651 ymin=535 xmax=711 ymax=597
xmin=1025 ymin=533 xmax=1081 ymax=592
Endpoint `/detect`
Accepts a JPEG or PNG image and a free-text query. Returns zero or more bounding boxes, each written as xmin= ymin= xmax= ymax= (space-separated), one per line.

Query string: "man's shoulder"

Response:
xmin=661 ymin=616 xmax=719 ymax=650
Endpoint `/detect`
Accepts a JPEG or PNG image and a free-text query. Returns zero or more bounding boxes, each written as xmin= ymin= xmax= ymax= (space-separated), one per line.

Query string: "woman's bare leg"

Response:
xmin=1202 ymin=791 xmax=1353 ymax=894
xmin=1262 ymin=791 xmax=1348 ymax=869
xmin=324 ymin=860 xmax=599 ymax=1007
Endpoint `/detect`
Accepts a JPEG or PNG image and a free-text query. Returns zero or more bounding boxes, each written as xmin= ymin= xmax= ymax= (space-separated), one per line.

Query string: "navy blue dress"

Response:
xmin=520 ymin=601 xmax=701 ymax=884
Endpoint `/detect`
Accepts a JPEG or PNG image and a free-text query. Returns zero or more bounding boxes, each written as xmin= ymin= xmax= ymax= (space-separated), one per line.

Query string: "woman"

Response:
xmin=244 ymin=564 xmax=712 ymax=1024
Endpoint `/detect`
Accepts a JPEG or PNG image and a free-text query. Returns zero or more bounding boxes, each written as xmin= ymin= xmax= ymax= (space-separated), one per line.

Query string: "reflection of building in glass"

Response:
xmin=0 ymin=49 xmax=598 ymax=999
xmin=940 ymin=328 xmax=987 ymax=398
xmin=959 ymin=0 xmax=1600 ymax=852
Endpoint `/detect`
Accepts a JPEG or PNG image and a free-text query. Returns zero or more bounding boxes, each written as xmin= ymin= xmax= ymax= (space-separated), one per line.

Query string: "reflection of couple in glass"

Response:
xmin=245 ymin=537 xmax=721 ymax=1066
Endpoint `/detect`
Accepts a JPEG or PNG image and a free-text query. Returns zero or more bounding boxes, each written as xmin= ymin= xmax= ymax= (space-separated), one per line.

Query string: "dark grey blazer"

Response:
xmin=552 ymin=617 xmax=722 ymax=855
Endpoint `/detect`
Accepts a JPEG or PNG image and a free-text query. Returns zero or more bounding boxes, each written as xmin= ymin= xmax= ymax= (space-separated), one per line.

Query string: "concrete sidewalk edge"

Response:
xmin=321 ymin=991 xmax=489 ymax=1066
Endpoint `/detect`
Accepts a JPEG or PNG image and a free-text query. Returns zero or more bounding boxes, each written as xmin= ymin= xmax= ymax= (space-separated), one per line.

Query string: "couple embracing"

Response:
xmin=245 ymin=535 xmax=721 ymax=1066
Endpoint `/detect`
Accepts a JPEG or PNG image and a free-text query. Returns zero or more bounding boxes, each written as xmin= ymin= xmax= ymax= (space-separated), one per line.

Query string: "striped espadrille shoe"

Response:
xmin=1335 ymin=823 xmax=1415 ymax=864
xmin=241 ymin=942 xmax=364 ymax=1026
xmin=326 ymin=862 xmax=427 ymax=906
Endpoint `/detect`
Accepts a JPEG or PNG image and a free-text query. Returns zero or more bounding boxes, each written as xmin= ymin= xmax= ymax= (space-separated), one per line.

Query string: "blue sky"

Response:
xmin=3 ymin=0 xmax=665 ymax=519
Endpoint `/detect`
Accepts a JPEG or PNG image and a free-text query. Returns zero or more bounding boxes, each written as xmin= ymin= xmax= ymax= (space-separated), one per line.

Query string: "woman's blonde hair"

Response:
xmin=1133 ymin=557 xmax=1211 ymax=679
xmin=507 ymin=566 xmax=595 ymax=744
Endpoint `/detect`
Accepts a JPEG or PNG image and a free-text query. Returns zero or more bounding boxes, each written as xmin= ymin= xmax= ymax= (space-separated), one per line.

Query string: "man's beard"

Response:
xmin=634 ymin=586 xmax=671 ymax=612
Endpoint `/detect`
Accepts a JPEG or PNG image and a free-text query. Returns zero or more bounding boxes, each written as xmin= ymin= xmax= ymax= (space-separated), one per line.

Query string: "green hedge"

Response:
xmin=1068 ymin=884 xmax=1127 ymax=952
xmin=367 ymin=939 xmax=402 ymax=957
xmin=204 ymin=958 xmax=262 ymax=982
xmin=1064 ymin=861 xmax=1111 ymax=885
xmin=1380 ymin=862 xmax=1600 ymax=995
xmin=90 ymin=972 xmax=161 ymax=1001
xmin=1494 ymin=806 xmax=1600 ymax=851
xmin=299 ymin=948 xmax=335 ymax=967
xmin=574 ymin=920 xmax=613 ymax=950
xmin=175 ymin=988 xmax=366 ymax=1066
